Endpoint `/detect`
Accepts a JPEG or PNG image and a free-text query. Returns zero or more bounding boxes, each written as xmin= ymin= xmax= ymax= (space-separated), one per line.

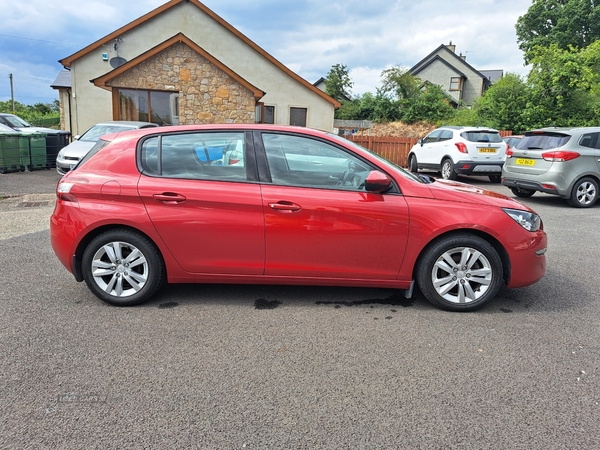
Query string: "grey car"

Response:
xmin=56 ymin=121 xmax=158 ymax=175
xmin=502 ymin=127 xmax=600 ymax=207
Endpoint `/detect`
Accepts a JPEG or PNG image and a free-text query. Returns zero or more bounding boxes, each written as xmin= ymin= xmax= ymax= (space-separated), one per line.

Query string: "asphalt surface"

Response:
xmin=1 ymin=169 xmax=599 ymax=449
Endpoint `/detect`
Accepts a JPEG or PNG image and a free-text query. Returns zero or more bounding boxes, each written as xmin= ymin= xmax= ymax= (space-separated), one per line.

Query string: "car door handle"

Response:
xmin=268 ymin=201 xmax=302 ymax=213
xmin=311 ymin=161 xmax=323 ymax=166
xmin=153 ymin=192 xmax=187 ymax=204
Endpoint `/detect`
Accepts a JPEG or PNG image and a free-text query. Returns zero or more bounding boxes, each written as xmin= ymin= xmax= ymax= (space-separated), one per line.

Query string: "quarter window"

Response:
xmin=579 ymin=133 xmax=599 ymax=148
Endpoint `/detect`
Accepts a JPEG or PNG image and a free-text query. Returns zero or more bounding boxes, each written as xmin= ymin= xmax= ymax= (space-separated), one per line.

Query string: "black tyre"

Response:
xmin=408 ymin=154 xmax=418 ymax=173
xmin=566 ymin=177 xmax=598 ymax=208
xmin=488 ymin=174 xmax=501 ymax=183
xmin=82 ymin=229 xmax=165 ymax=306
xmin=510 ymin=187 xmax=535 ymax=198
xmin=416 ymin=234 xmax=503 ymax=312
xmin=440 ymin=158 xmax=457 ymax=180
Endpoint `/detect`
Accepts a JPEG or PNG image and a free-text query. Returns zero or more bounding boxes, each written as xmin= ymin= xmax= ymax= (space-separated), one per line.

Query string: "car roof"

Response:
xmin=91 ymin=120 xmax=158 ymax=128
xmin=437 ymin=126 xmax=500 ymax=132
xmin=98 ymin=124 xmax=331 ymax=142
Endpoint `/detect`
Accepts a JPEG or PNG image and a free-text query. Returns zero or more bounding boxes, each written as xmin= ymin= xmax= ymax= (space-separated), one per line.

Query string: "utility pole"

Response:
xmin=9 ymin=73 xmax=15 ymax=113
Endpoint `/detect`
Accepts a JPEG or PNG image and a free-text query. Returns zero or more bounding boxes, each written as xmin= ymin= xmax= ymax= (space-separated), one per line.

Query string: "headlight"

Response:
xmin=503 ymin=208 xmax=541 ymax=232
xmin=57 ymin=149 xmax=64 ymax=158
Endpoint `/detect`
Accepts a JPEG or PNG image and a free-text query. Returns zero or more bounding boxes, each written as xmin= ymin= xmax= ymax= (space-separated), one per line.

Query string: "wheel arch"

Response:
xmin=413 ymin=229 xmax=511 ymax=286
xmin=73 ymin=225 xmax=167 ymax=283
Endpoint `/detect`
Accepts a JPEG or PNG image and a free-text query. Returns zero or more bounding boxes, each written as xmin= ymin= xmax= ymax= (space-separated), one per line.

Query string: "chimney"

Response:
xmin=447 ymin=41 xmax=456 ymax=53
xmin=459 ymin=52 xmax=466 ymax=60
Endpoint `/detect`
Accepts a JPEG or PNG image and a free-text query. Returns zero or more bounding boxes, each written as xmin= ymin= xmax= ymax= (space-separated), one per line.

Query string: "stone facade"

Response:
xmin=107 ymin=42 xmax=256 ymax=124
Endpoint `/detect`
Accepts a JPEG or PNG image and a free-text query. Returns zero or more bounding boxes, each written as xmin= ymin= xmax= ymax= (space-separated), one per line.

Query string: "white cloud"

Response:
xmin=0 ymin=0 xmax=531 ymax=104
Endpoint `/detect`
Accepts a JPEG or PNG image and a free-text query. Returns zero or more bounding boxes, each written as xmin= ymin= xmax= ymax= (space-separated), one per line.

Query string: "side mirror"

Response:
xmin=364 ymin=170 xmax=392 ymax=193
xmin=74 ymin=135 xmax=81 ymax=140
xmin=418 ymin=138 xmax=424 ymax=146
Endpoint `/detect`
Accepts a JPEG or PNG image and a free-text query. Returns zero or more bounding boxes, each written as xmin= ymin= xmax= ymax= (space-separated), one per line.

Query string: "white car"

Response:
xmin=408 ymin=126 xmax=508 ymax=182
xmin=56 ymin=121 xmax=158 ymax=175
xmin=0 ymin=113 xmax=58 ymax=133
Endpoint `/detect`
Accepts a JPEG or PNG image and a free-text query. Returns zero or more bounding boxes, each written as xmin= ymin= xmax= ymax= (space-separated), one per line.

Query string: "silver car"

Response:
xmin=502 ymin=127 xmax=600 ymax=207
xmin=56 ymin=121 xmax=158 ymax=175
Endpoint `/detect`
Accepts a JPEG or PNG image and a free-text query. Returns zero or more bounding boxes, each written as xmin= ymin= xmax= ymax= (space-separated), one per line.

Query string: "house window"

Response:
xmin=290 ymin=107 xmax=307 ymax=127
xmin=118 ymin=89 xmax=179 ymax=125
xmin=450 ymin=77 xmax=461 ymax=91
xmin=264 ymin=106 xmax=275 ymax=124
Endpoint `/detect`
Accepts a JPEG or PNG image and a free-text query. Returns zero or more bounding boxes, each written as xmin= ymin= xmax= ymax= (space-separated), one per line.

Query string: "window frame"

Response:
xmin=289 ymin=107 xmax=308 ymax=127
xmin=449 ymin=77 xmax=462 ymax=91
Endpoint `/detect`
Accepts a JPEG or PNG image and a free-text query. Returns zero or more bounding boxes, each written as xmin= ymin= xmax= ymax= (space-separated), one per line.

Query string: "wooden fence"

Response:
xmin=347 ymin=135 xmax=418 ymax=167
xmin=347 ymin=130 xmax=513 ymax=168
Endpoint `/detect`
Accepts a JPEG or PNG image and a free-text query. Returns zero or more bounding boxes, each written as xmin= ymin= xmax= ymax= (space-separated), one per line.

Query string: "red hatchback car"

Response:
xmin=50 ymin=124 xmax=547 ymax=311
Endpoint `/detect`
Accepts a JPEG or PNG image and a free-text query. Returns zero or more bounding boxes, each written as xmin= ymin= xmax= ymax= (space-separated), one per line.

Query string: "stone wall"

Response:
xmin=107 ymin=42 xmax=256 ymax=124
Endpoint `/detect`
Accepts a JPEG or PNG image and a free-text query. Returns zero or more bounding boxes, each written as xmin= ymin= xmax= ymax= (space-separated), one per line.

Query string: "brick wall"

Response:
xmin=107 ymin=42 xmax=256 ymax=124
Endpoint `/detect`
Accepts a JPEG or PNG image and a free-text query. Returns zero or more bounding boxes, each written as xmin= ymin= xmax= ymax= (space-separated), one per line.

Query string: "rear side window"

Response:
xmin=460 ymin=131 xmax=502 ymax=143
xmin=578 ymin=133 xmax=599 ymax=149
xmin=140 ymin=132 xmax=247 ymax=181
xmin=516 ymin=133 xmax=571 ymax=150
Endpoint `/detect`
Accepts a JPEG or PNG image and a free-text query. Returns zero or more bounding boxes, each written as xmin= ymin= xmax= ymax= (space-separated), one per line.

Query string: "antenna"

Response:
xmin=109 ymin=38 xmax=127 ymax=68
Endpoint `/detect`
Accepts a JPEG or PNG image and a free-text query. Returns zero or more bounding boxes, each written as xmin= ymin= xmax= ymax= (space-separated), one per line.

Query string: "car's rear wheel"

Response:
xmin=440 ymin=159 xmax=457 ymax=180
xmin=510 ymin=187 xmax=535 ymax=198
xmin=82 ymin=229 xmax=165 ymax=306
xmin=567 ymin=177 xmax=598 ymax=208
xmin=416 ymin=234 xmax=503 ymax=312
xmin=408 ymin=154 xmax=418 ymax=173
xmin=488 ymin=174 xmax=501 ymax=183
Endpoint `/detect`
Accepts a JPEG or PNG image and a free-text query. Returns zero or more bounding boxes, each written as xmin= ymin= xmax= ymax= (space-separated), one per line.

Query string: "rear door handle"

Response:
xmin=153 ymin=192 xmax=187 ymax=204
xmin=268 ymin=201 xmax=302 ymax=213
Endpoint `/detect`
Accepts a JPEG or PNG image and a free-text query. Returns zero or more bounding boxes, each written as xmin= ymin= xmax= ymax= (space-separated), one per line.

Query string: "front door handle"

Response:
xmin=153 ymin=192 xmax=187 ymax=204
xmin=268 ymin=201 xmax=302 ymax=213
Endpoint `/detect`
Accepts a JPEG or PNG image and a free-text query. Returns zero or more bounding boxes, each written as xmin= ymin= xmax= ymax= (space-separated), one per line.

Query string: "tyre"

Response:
xmin=416 ymin=234 xmax=503 ymax=312
xmin=440 ymin=158 xmax=457 ymax=180
xmin=566 ymin=177 xmax=598 ymax=208
xmin=82 ymin=229 xmax=165 ymax=306
xmin=510 ymin=187 xmax=535 ymax=198
xmin=408 ymin=154 xmax=418 ymax=173
xmin=488 ymin=174 xmax=501 ymax=183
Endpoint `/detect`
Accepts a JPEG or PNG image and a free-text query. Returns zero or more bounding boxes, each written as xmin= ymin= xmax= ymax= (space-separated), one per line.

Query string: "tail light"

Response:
xmin=57 ymin=182 xmax=78 ymax=202
xmin=455 ymin=142 xmax=468 ymax=153
xmin=541 ymin=151 xmax=580 ymax=162
xmin=506 ymin=148 xmax=513 ymax=158
xmin=228 ymin=159 xmax=240 ymax=165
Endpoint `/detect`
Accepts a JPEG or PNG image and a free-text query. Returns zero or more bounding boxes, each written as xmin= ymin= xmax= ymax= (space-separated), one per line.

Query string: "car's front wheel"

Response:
xmin=82 ymin=229 xmax=165 ymax=306
xmin=416 ymin=234 xmax=503 ymax=312
xmin=567 ymin=177 xmax=598 ymax=208
xmin=440 ymin=158 xmax=457 ymax=180
xmin=408 ymin=154 xmax=418 ymax=173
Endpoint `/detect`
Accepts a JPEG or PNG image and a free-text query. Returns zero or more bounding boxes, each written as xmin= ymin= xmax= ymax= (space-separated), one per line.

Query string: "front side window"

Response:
xmin=262 ymin=133 xmax=370 ymax=190
xmin=422 ymin=130 xmax=442 ymax=144
xmin=140 ymin=132 xmax=247 ymax=181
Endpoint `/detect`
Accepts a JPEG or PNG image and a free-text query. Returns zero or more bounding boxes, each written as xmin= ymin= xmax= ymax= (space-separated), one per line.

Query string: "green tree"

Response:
xmin=475 ymin=73 xmax=530 ymax=133
xmin=401 ymin=84 xmax=455 ymax=124
xmin=516 ymin=0 xmax=600 ymax=63
xmin=523 ymin=43 xmax=600 ymax=128
xmin=379 ymin=66 xmax=421 ymax=100
xmin=324 ymin=64 xmax=353 ymax=102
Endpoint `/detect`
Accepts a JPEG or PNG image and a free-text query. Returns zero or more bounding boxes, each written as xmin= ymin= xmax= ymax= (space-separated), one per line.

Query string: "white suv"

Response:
xmin=408 ymin=126 xmax=508 ymax=182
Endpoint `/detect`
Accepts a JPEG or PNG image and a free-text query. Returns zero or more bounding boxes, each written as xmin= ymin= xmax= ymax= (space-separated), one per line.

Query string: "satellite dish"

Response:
xmin=110 ymin=57 xmax=127 ymax=68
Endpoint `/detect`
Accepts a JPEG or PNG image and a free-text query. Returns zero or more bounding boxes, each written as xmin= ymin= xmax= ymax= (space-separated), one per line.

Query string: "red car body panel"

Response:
xmin=50 ymin=124 xmax=547 ymax=297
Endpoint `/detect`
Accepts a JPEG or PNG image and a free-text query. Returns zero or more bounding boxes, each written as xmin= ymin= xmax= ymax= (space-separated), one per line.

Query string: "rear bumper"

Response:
xmin=502 ymin=177 xmax=562 ymax=196
xmin=454 ymin=160 xmax=503 ymax=175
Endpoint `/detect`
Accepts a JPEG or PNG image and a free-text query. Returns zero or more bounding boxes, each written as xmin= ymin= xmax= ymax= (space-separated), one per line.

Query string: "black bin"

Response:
xmin=45 ymin=131 xmax=71 ymax=168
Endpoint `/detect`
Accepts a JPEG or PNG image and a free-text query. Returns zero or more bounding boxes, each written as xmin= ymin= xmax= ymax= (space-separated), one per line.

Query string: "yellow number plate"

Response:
xmin=515 ymin=158 xmax=535 ymax=166
xmin=478 ymin=148 xmax=497 ymax=153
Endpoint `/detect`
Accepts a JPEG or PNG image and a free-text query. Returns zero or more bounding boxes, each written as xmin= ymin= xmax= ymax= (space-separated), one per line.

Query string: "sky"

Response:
xmin=0 ymin=0 xmax=533 ymax=105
